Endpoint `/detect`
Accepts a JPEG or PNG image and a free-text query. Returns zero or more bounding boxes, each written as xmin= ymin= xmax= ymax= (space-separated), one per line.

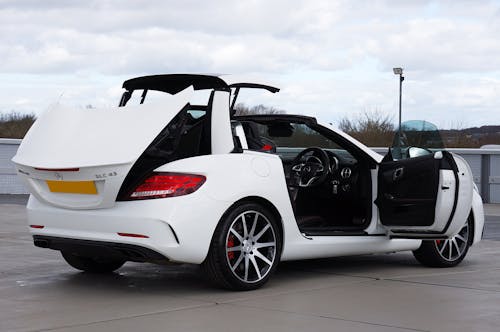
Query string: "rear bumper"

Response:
xmin=34 ymin=235 xmax=168 ymax=263
xmin=26 ymin=192 xmax=231 ymax=264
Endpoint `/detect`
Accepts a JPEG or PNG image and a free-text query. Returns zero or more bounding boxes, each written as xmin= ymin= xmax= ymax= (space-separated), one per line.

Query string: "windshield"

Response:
xmin=392 ymin=120 xmax=444 ymax=159
xmin=256 ymin=122 xmax=340 ymax=149
xmin=394 ymin=120 xmax=444 ymax=149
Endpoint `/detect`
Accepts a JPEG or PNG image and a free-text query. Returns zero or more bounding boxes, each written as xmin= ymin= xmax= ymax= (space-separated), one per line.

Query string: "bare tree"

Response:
xmin=0 ymin=111 xmax=36 ymax=139
xmin=234 ymin=103 xmax=285 ymax=116
xmin=338 ymin=111 xmax=395 ymax=147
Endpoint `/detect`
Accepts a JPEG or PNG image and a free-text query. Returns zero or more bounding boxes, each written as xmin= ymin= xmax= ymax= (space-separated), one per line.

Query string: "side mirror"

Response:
xmin=408 ymin=146 xmax=432 ymax=158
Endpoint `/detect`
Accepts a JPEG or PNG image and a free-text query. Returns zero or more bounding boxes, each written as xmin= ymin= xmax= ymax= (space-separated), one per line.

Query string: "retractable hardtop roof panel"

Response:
xmin=122 ymin=74 xmax=230 ymax=94
xmin=122 ymin=74 xmax=280 ymax=94
xmin=119 ymin=74 xmax=280 ymax=108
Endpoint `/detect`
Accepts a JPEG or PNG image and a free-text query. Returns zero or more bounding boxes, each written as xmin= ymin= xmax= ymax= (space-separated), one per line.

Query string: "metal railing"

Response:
xmin=0 ymin=139 xmax=25 ymax=194
xmin=1 ymin=139 xmax=499 ymax=202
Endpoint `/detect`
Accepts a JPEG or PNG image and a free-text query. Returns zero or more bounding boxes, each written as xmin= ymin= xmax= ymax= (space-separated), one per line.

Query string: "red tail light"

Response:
xmin=122 ymin=172 xmax=206 ymax=200
xmin=34 ymin=167 xmax=80 ymax=172
xmin=30 ymin=225 xmax=45 ymax=229
xmin=117 ymin=232 xmax=149 ymax=238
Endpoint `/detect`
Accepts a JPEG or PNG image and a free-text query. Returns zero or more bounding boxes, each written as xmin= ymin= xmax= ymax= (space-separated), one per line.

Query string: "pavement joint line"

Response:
xmin=226 ymin=302 xmax=429 ymax=332
xmin=374 ymin=266 xmax=500 ymax=280
xmin=284 ymin=262 xmax=500 ymax=280
xmin=284 ymin=267 xmax=381 ymax=280
xmin=172 ymin=267 xmax=382 ymax=305
xmin=31 ymin=302 xmax=216 ymax=332
xmin=380 ymin=278 xmax=500 ymax=293
xmin=469 ymin=250 xmax=500 ymax=254
xmin=185 ymin=278 xmax=374 ymax=305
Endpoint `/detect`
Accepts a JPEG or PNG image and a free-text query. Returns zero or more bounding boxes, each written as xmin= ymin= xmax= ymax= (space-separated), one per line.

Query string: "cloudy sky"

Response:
xmin=1 ymin=0 xmax=500 ymax=128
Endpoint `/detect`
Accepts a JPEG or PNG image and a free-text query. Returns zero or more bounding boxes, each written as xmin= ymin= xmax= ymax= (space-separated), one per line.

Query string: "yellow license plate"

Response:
xmin=46 ymin=180 xmax=97 ymax=195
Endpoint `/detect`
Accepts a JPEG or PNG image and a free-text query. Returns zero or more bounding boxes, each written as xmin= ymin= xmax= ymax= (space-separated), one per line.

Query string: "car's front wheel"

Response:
xmin=61 ymin=251 xmax=125 ymax=273
xmin=413 ymin=215 xmax=473 ymax=267
xmin=202 ymin=202 xmax=282 ymax=290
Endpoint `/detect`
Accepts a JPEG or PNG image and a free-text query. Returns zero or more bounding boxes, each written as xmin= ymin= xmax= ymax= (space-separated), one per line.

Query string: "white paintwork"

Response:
xmin=210 ymin=91 xmax=234 ymax=154
xmin=15 ymin=164 xmax=129 ymax=209
xmin=281 ymin=236 xmax=421 ymax=261
xmin=13 ymin=87 xmax=193 ymax=169
xmin=231 ymin=121 xmax=249 ymax=149
xmin=13 ymin=86 xmax=194 ymax=210
xmin=433 ymin=170 xmax=456 ymax=231
xmin=446 ymin=154 xmax=474 ymax=235
xmin=14 ymin=76 xmax=485 ymax=270
xmin=471 ymin=189 xmax=485 ymax=244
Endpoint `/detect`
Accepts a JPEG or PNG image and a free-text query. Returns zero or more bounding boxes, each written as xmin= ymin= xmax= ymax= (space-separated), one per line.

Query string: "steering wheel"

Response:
xmin=291 ymin=147 xmax=330 ymax=187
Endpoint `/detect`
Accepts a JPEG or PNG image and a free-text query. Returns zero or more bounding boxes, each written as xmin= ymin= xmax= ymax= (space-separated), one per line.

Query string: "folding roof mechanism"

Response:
xmin=228 ymin=83 xmax=280 ymax=111
xmin=120 ymin=74 xmax=280 ymax=109
xmin=122 ymin=74 xmax=230 ymax=94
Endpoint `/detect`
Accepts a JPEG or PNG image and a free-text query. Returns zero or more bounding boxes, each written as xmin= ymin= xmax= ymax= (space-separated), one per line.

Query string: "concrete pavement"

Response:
xmin=1 ymin=200 xmax=500 ymax=331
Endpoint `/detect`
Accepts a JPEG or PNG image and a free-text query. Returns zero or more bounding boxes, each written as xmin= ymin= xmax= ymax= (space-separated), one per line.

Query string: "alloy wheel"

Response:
xmin=225 ymin=210 xmax=277 ymax=283
xmin=434 ymin=222 xmax=470 ymax=262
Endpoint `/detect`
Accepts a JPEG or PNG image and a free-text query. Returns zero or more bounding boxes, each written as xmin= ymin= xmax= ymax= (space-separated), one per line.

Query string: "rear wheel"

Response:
xmin=413 ymin=215 xmax=472 ymax=267
xmin=61 ymin=252 xmax=125 ymax=273
xmin=202 ymin=202 xmax=282 ymax=290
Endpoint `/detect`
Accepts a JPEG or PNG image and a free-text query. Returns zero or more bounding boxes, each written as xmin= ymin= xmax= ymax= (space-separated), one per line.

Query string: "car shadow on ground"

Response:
xmin=48 ymin=252 xmax=430 ymax=297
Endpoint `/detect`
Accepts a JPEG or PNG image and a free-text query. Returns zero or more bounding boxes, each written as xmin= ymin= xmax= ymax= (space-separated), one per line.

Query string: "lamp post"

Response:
xmin=393 ymin=67 xmax=404 ymax=154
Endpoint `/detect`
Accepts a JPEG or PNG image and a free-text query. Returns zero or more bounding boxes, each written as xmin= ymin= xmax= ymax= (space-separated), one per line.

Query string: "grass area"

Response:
xmin=0 ymin=112 xmax=36 ymax=139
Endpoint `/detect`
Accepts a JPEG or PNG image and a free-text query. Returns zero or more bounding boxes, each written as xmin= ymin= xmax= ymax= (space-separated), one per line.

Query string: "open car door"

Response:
xmin=376 ymin=121 xmax=474 ymax=239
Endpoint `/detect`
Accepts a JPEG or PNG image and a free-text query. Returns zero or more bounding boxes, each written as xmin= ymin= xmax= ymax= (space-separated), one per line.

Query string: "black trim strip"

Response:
xmin=229 ymin=83 xmax=280 ymax=93
xmin=302 ymin=230 xmax=369 ymax=236
xmin=391 ymin=235 xmax=448 ymax=240
xmin=33 ymin=235 xmax=168 ymax=263
xmin=440 ymin=151 xmax=460 ymax=234
xmin=168 ymin=224 xmax=180 ymax=244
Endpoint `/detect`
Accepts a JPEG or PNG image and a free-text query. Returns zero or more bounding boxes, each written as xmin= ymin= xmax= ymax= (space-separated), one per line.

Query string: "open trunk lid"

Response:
xmin=12 ymin=87 xmax=193 ymax=209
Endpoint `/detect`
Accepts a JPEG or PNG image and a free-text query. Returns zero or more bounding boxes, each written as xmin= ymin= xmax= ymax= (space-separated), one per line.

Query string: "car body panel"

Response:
xmin=211 ymin=91 xmax=234 ymax=154
xmin=13 ymin=87 xmax=193 ymax=169
xmin=14 ymin=164 xmax=130 ymax=209
xmin=471 ymin=189 xmax=485 ymax=244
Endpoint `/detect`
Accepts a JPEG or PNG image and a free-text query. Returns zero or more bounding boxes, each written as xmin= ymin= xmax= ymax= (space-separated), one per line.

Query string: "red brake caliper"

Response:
xmin=227 ymin=236 xmax=235 ymax=260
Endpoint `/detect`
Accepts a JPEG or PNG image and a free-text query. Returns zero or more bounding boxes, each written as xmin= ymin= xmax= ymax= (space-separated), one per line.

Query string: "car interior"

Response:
xmin=232 ymin=116 xmax=374 ymax=236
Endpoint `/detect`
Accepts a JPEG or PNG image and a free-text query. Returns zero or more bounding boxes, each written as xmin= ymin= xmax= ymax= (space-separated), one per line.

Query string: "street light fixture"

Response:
xmin=393 ymin=67 xmax=404 ymax=156
xmin=393 ymin=67 xmax=403 ymax=75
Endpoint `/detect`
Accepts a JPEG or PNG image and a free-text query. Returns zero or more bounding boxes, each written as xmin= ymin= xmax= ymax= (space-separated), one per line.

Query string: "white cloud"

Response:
xmin=1 ymin=0 xmax=500 ymax=127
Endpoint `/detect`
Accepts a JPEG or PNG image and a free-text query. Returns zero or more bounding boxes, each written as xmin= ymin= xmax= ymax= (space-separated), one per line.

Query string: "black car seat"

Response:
xmin=240 ymin=121 xmax=276 ymax=153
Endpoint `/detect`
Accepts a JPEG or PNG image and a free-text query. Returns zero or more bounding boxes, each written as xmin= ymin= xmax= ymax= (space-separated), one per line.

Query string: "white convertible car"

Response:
xmin=13 ymin=74 xmax=484 ymax=290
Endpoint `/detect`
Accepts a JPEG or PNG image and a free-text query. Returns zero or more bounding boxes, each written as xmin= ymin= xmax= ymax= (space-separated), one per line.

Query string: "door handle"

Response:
xmin=441 ymin=186 xmax=450 ymax=190
xmin=393 ymin=167 xmax=404 ymax=181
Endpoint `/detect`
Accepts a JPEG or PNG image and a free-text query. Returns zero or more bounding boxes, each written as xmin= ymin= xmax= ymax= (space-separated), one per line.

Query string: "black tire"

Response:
xmin=413 ymin=215 xmax=473 ymax=268
xmin=202 ymin=202 xmax=282 ymax=291
xmin=61 ymin=251 xmax=125 ymax=273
